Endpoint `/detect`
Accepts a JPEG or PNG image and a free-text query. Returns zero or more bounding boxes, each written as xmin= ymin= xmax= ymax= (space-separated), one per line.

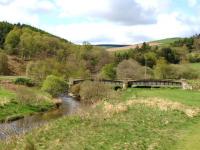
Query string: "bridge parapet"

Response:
xmin=69 ymin=79 xmax=184 ymax=89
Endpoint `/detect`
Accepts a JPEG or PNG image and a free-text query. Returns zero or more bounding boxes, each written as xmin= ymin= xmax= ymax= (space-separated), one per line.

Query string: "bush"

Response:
xmin=188 ymin=80 xmax=200 ymax=90
xmin=42 ymin=75 xmax=68 ymax=97
xmin=187 ymin=53 xmax=200 ymax=63
xmin=16 ymin=87 xmax=38 ymax=105
xmin=154 ymin=62 xmax=199 ymax=79
xmin=16 ymin=86 xmax=52 ymax=106
xmin=79 ymin=81 xmax=116 ymax=104
xmin=14 ymin=77 xmax=34 ymax=87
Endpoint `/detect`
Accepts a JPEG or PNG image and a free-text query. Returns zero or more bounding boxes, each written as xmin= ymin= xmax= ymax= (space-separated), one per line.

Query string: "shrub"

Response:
xmin=188 ymin=80 xmax=200 ymax=90
xmin=79 ymin=81 xmax=116 ymax=104
xmin=154 ymin=62 xmax=199 ymax=80
xmin=187 ymin=53 xmax=200 ymax=63
xmin=14 ymin=77 xmax=34 ymax=87
xmin=16 ymin=87 xmax=38 ymax=105
xmin=42 ymin=75 xmax=68 ymax=97
xmin=16 ymin=87 xmax=52 ymax=107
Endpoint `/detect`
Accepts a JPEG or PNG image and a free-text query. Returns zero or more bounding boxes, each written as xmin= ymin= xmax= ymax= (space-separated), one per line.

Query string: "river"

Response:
xmin=0 ymin=96 xmax=80 ymax=140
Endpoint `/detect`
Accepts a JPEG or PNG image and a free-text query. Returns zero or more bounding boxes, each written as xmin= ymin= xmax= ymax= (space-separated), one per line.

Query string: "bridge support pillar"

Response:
xmin=68 ymin=78 xmax=74 ymax=89
xmin=122 ymin=81 xmax=128 ymax=90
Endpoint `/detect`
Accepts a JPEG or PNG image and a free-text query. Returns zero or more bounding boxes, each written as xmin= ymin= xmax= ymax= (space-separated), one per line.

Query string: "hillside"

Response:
xmin=96 ymin=44 xmax=130 ymax=49
xmin=0 ymin=21 xmax=199 ymax=80
xmin=106 ymin=37 xmax=182 ymax=52
xmin=106 ymin=42 xmax=160 ymax=52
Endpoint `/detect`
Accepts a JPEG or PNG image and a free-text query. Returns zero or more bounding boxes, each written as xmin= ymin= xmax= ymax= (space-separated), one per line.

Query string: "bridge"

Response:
xmin=69 ymin=79 xmax=191 ymax=89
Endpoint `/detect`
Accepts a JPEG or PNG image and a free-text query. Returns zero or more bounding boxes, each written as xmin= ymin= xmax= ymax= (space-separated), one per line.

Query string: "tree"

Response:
xmin=159 ymin=47 xmax=180 ymax=64
xmin=100 ymin=63 xmax=116 ymax=80
xmin=194 ymin=38 xmax=200 ymax=51
xmin=0 ymin=53 xmax=9 ymax=75
xmin=0 ymin=21 xmax=14 ymax=48
xmin=42 ymin=75 xmax=68 ymax=97
xmin=140 ymin=42 xmax=151 ymax=52
xmin=117 ymin=59 xmax=144 ymax=79
xmin=26 ymin=59 xmax=58 ymax=84
xmin=144 ymin=52 xmax=157 ymax=68
xmin=154 ymin=58 xmax=169 ymax=79
xmin=4 ymin=27 xmax=21 ymax=54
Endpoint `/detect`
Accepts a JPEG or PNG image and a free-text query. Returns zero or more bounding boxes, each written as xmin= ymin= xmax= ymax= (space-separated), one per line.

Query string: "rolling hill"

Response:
xmin=105 ymin=37 xmax=182 ymax=52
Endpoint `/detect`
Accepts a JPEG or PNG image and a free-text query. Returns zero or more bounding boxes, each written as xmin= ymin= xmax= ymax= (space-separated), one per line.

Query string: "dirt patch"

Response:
xmin=7 ymin=55 xmax=26 ymax=75
xmin=103 ymin=98 xmax=200 ymax=118
xmin=103 ymin=101 xmax=128 ymax=116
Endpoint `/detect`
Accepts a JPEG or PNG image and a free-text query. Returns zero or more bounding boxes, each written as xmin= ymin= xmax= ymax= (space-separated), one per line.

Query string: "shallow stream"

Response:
xmin=0 ymin=96 xmax=80 ymax=140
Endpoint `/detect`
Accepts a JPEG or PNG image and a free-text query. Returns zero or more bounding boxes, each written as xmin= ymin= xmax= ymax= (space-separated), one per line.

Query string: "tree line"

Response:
xmin=0 ymin=21 xmax=200 ymax=84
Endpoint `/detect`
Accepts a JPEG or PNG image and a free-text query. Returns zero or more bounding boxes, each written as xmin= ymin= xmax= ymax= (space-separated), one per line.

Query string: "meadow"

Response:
xmin=1 ymin=88 xmax=200 ymax=150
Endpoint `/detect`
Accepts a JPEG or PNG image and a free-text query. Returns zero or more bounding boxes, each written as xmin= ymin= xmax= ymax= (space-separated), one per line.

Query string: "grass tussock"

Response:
xmin=102 ymin=97 xmax=200 ymax=118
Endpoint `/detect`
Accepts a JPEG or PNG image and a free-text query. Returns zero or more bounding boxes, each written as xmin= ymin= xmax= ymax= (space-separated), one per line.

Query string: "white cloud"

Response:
xmin=0 ymin=0 xmax=55 ymax=25
xmin=43 ymin=11 xmax=200 ymax=44
xmin=187 ymin=0 xmax=197 ymax=7
xmin=0 ymin=0 xmax=200 ymax=44
xmin=56 ymin=0 xmax=157 ymax=25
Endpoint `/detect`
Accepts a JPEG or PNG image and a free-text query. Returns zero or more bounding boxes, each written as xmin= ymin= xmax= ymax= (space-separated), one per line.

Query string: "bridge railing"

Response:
xmin=69 ymin=79 xmax=184 ymax=89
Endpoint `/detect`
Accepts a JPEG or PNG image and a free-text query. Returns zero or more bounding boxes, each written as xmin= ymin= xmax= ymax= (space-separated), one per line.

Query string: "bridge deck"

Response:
xmin=70 ymin=79 xmax=183 ymax=88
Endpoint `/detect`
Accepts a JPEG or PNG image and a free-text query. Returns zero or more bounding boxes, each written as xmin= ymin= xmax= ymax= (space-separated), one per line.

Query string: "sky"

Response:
xmin=0 ymin=0 xmax=200 ymax=44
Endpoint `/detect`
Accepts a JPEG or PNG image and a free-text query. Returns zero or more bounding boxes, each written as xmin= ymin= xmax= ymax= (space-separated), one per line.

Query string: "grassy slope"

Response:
xmin=106 ymin=37 xmax=182 ymax=52
xmin=1 ymin=88 xmax=200 ymax=150
xmin=152 ymin=37 xmax=182 ymax=45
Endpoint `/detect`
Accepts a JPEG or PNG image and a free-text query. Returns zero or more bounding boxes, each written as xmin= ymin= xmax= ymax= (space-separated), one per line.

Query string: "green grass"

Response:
xmin=0 ymin=102 xmax=193 ymax=150
xmin=1 ymin=88 xmax=200 ymax=150
xmin=122 ymin=88 xmax=200 ymax=106
xmin=0 ymin=87 xmax=15 ymax=99
xmin=174 ymin=121 xmax=200 ymax=150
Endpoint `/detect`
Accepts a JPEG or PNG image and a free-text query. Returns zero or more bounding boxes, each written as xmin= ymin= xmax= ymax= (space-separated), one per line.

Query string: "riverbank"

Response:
xmin=1 ymin=88 xmax=200 ymax=149
xmin=0 ymin=82 xmax=55 ymax=123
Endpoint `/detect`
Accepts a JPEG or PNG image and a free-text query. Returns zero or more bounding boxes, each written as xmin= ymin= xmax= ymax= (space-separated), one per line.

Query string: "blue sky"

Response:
xmin=0 ymin=0 xmax=200 ymax=44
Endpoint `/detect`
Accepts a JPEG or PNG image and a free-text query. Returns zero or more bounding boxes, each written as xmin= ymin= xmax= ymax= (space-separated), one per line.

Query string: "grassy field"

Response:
xmin=122 ymin=88 xmax=200 ymax=106
xmin=1 ymin=88 xmax=200 ymax=150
